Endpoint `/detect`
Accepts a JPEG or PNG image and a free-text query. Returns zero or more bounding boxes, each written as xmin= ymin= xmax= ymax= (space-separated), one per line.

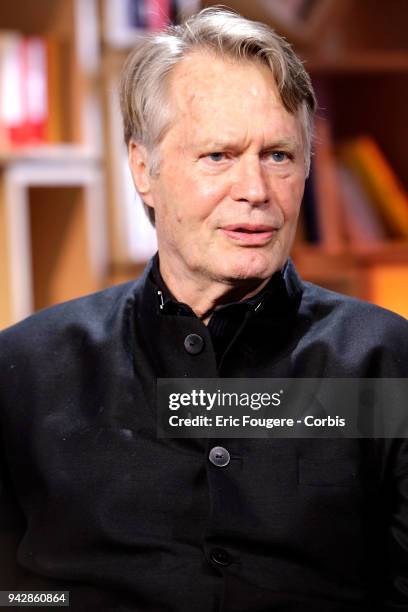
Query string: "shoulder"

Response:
xmin=301 ymin=280 xmax=407 ymax=333
xmin=297 ymin=281 xmax=408 ymax=375
xmin=0 ymin=279 xmax=143 ymax=359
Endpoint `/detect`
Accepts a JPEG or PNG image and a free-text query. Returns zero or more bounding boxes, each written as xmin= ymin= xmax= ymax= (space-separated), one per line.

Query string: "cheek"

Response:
xmin=278 ymin=174 xmax=305 ymax=220
xmin=178 ymin=176 xmax=228 ymax=224
xmin=193 ymin=173 xmax=225 ymax=197
xmin=154 ymin=179 xmax=217 ymax=245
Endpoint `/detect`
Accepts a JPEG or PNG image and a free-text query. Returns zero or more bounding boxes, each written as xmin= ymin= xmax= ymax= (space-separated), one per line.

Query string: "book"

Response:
xmin=25 ymin=37 xmax=48 ymax=144
xmin=127 ymin=0 xmax=172 ymax=30
xmin=144 ymin=0 xmax=172 ymax=30
xmin=0 ymin=32 xmax=50 ymax=149
xmin=312 ymin=115 xmax=346 ymax=252
xmin=105 ymin=0 xmax=173 ymax=47
xmin=336 ymin=163 xmax=387 ymax=245
xmin=339 ymin=136 xmax=408 ymax=238
xmin=46 ymin=36 xmax=66 ymax=143
xmin=0 ymin=32 xmax=26 ymax=147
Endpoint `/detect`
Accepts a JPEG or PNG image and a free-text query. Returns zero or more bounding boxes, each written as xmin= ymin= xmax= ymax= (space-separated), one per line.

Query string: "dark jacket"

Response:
xmin=0 ymin=258 xmax=407 ymax=611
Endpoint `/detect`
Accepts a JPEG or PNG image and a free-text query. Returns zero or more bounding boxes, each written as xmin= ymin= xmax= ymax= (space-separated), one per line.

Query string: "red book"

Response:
xmin=146 ymin=0 xmax=171 ymax=31
xmin=25 ymin=37 xmax=48 ymax=144
xmin=0 ymin=32 xmax=26 ymax=147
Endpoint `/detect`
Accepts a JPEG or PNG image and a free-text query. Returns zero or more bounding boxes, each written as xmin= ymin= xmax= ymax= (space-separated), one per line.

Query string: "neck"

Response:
xmin=158 ymin=258 xmax=271 ymax=324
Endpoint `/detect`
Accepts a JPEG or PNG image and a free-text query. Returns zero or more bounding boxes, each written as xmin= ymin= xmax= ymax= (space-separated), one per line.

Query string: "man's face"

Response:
xmin=133 ymin=52 xmax=306 ymax=287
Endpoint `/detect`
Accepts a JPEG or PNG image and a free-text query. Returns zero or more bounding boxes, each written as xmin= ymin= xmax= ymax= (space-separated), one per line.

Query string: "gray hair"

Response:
xmin=119 ymin=7 xmax=316 ymax=225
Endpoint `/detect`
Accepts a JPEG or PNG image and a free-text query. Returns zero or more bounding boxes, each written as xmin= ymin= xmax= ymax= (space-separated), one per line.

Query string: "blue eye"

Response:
xmin=270 ymin=151 xmax=287 ymax=162
xmin=207 ymin=152 xmax=225 ymax=162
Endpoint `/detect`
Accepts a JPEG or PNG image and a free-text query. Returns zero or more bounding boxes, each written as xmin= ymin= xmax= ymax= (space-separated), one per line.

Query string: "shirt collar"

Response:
xmin=148 ymin=252 xmax=303 ymax=318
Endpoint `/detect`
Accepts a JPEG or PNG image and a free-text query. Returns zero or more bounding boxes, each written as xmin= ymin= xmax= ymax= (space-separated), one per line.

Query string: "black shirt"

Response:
xmin=149 ymin=254 xmax=300 ymax=367
xmin=0 ymin=257 xmax=407 ymax=611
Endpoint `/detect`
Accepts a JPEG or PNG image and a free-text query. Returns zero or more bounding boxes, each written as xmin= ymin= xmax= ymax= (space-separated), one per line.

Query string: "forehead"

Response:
xmin=166 ymin=51 xmax=301 ymax=144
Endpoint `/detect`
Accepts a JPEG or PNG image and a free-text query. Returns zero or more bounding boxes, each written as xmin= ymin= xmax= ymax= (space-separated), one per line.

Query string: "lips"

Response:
xmin=220 ymin=224 xmax=277 ymax=245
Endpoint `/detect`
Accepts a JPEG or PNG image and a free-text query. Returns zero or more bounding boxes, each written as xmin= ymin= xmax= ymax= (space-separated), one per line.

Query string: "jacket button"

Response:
xmin=209 ymin=446 xmax=230 ymax=467
xmin=184 ymin=333 xmax=204 ymax=355
xmin=210 ymin=547 xmax=232 ymax=566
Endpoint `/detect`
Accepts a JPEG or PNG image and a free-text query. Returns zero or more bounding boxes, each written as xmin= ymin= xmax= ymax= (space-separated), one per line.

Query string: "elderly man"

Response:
xmin=0 ymin=8 xmax=407 ymax=612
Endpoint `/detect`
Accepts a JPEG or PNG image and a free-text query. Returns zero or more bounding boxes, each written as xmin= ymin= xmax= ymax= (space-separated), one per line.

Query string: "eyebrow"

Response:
xmin=199 ymin=137 xmax=299 ymax=151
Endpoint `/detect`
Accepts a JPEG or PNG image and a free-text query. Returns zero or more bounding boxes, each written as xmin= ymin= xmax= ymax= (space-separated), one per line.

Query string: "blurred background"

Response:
xmin=0 ymin=0 xmax=407 ymax=329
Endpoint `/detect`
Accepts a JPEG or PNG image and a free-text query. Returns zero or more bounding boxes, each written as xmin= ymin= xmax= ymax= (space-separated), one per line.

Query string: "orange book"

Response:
xmin=45 ymin=36 xmax=64 ymax=143
xmin=340 ymin=136 xmax=408 ymax=238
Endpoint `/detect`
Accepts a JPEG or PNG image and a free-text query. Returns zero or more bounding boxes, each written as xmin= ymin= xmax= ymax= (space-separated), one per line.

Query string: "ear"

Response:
xmin=128 ymin=140 xmax=155 ymax=209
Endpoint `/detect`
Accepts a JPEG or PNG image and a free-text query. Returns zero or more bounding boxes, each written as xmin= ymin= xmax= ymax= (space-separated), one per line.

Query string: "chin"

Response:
xmin=218 ymin=250 xmax=282 ymax=282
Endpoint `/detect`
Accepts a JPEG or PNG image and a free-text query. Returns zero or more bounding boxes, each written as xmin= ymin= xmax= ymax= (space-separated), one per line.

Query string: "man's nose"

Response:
xmin=230 ymin=156 xmax=269 ymax=205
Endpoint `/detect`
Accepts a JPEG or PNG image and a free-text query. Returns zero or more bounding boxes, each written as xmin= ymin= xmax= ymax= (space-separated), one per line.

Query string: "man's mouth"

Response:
xmin=220 ymin=224 xmax=277 ymax=245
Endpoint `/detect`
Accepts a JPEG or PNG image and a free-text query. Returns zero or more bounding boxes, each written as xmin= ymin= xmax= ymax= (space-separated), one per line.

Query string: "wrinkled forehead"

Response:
xmin=162 ymin=50 xmax=303 ymax=149
xmin=167 ymin=50 xmax=283 ymax=118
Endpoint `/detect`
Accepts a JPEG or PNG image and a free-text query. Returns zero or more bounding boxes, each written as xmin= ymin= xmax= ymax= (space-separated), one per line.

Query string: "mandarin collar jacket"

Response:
xmin=0 ymin=257 xmax=407 ymax=611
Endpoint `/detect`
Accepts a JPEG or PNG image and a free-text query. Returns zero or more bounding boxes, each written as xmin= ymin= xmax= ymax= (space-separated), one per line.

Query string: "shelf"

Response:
xmin=0 ymin=161 xmax=107 ymax=328
xmin=305 ymin=51 xmax=408 ymax=73
xmin=292 ymin=243 xmax=408 ymax=317
xmin=0 ymin=145 xmax=102 ymax=166
xmin=351 ymin=242 xmax=408 ymax=264
xmin=29 ymin=185 xmax=101 ymax=312
xmin=293 ymin=242 xmax=408 ymax=263
xmin=1 ymin=0 xmax=406 ymax=326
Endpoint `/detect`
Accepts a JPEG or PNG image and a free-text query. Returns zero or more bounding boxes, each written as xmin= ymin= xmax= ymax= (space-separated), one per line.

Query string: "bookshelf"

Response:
xmin=290 ymin=0 xmax=408 ymax=318
xmin=1 ymin=0 xmax=407 ymax=329
xmin=0 ymin=0 xmax=106 ymax=329
xmin=0 ymin=161 xmax=106 ymax=325
xmin=199 ymin=0 xmax=408 ymax=318
xmin=99 ymin=0 xmax=408 ymax=318
xmin=99 ymin=0 xmax=198 ymax=269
